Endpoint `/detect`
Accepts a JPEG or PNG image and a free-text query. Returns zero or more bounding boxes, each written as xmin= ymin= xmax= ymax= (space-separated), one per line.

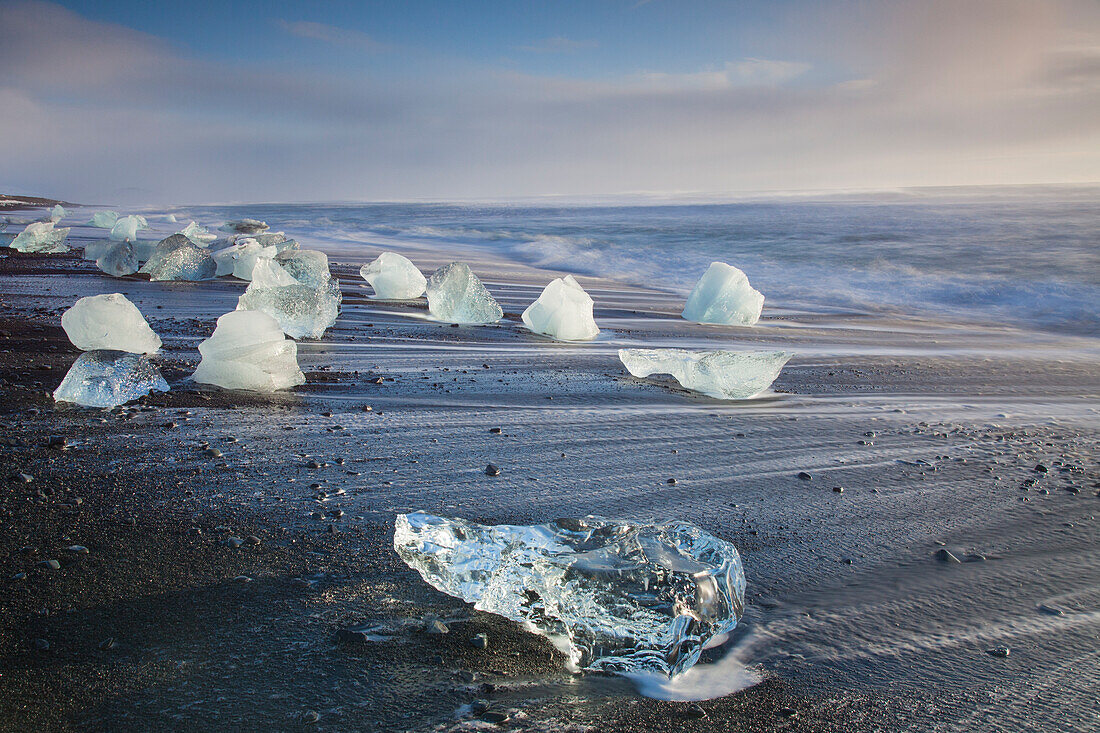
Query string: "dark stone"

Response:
xmin=485 ymin=464 xmax=501 ymax=477
xmin=797 ymin=472 xmax=812 ymax=481
xmin=934 ymin=549 xmax=961 ymax=564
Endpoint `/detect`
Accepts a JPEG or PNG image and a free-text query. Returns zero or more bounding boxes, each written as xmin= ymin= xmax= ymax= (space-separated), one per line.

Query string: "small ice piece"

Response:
xmin=49 ymin=204 xmax=66 ymax=222
xmin=109 ymin=215 xmax=148 ymax=243
xmin=618 ymin=348 xmax=790 ymax=400
xmin=359 ymin=252 xmax=427 ymax=300
xmin=222 ymin=218 xmax=269 ymax=234
xmin=9 ymin=221 xmax=71 ymax=253
xmin=53 ymin=350 xmax=168 ymax=408
xmin=192 ymin=310 xmax=305 ymax=392
xmin=522 ymin=274 xmax=599 ymax=341
xmin=88 ymin=211 xmax=119 ymax=228
xmin=681 ymin=262 xmax=764 ymax=326
xmin=236 ymin=258 xmax=340 ymax=339
xmin=96 ymin=241 xmax=139 ymax=277
xmin=179 ymin=221 xmax=217 ymax=245
xmin=425 ymin=262 xmax=502 ymax=324
xmin=139 ymin=234 xmax=216 ymax=281
xmin=61 ymin=293 xmax=162 ymax=354
xmin=395 ymin=512 xmax=746 ymax=678
xmin=165 ymin=213 xmax=178 ymax=223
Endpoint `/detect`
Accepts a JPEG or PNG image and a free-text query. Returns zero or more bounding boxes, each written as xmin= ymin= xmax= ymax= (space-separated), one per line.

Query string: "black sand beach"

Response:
xmin=1 ymin=218 xmax=1098 ymax=732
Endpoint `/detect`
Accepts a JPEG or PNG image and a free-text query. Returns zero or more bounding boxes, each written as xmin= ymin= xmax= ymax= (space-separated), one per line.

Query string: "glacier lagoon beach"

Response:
xmin=0 ymin=193 xmax=1098 ymax=731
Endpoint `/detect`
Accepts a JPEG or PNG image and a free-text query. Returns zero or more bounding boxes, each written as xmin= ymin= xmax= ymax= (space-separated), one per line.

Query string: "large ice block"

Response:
xmin=88 ymin=211 xmax=119 ymax=229
xmin=53 ymin=350 xmax=168 ymax=409
xmin=359 ymin=252 xmax=427 ymax=300
xmin=138 ymin=234 xmax=216 ymax=281
xmin=179 ymin=221 xmax=217 ymax=245
xmin=521 ymin=275 xmax=599 ymax=341
xmin=109 ymin=215 xmax=148 ymax=243
xmin=192 ymin=310 xmax=305 ymax=392
xmin=236 ymin=258 xmax=340 ymax=339
xmin=395 ymin=512 xmax=746 ymax=678
xmin=96 ymin=241 xmax=139 ymax=277
xmin=425 ymin=263 xmax=502 ymax=324
xmin=618 ymin=348 xmax=790 ymax=400
xmin=61 ymin=293 xmax=162 ymax=354
xmin=681 ymin=262 xmax=764 ymax=326
xmin=9 ymin=221 xmax=70 ymax=253
xmin=222 ymin=218 xmax=269 ymax=234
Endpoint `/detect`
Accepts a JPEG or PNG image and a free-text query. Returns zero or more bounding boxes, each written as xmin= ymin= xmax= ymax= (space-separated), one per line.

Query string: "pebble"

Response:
xmin=307 ymin=460 xmax=322 ymax=469
xmin=987 ymin=647 xmax=1010 ymax=657
xmin=684 ymin=704 xmax=707 ymax=719
xmin=797 ymin=471 xmax=812 ymax=481
xmin=335 ymin=628 xmax=370 ymax=644
xmin=666 ymin=478 xmax=677 ymax=485
xmin=39 ymin=559 xmax=61 ymax=570
xmin=11 ymin=572 xmax=26 ymax=581
xmin=46 ymin=435 xmax=68 ymax=449
xmin=233 ymin=575 xmax=252 ymax=583
xmin=1038 ymin=604 xmax=1065 ymax=616
xmin=204 ymin=448 xmax=223 ymax=458
xmin=65 ymin=545 xmax=89 ymax=554
xmin=245 ymin=535 xmax=261 ymax=545
xmin=832 ymin=486 xmax=845 ymax=493
xmin=489 ymin=427 xmax=502 ymax=434
xmin=1034 ymin=464 xmax=1048 ymax=473
xmin=15 ymin=472 xmax=33 ymax=484
xmin=302 ymin=710 xmax=320 ymax=724
xmin=226 ymin=537 xmax=245 ymax=549
xmin=481 ymin=711 xmax=509 ymax=724
xmin=485 ymin=464 xmax=501 ymax=477
xmin=470 ymin=633 xmax=489 ymax=649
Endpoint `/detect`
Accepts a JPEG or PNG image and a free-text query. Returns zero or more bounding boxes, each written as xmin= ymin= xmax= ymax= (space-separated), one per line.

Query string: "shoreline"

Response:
xmin=0 ymin=216 xmax=1097 ymax=730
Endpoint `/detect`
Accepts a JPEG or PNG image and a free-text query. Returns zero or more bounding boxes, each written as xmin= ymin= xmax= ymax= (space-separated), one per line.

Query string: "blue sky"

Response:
xmin=1 ymin=0 xmax=1098 ymax=203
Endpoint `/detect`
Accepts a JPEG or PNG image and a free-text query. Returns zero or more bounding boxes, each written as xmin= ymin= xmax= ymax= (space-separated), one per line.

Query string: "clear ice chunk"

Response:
xmin=236 ymin=257 xmax=340 ymax=339
xmin=681 ymin=262 xmax=764 ymax=326
xmin=394 ymin=512 xmax=746 ymax=678
xmin=275 ymin=249 xmax=331 ymax=289
xmin=618 ymin=348 xmax=790 ymax=400
xmin=53 ymin=350 xmax=168 ymax=408
xmin=62 ymin=293 xmax=162 ymax=354
xmin=88 ymin=211 xmax=119 ymax=228
xmin=9 ymin=221 xmax=70 ymax=253
xmin=109 ymin=215 xmax=148 ymax=243
xmin=138 ymin=234 xmax=216 ymax=281
xmin=192 ymin=310 xmax=305 ymax=392
xmin=425 ymin=262 xmax=503 ymax=324
xmin=522 ymin=274 xmax=599 ymax=341
xmin=179 ymin=221 xmax=217 ymax=245
xmin=222 ymin=218 xmax=269 ymax=234
xmin=96 ymin=241 xmax=139 ymax=277
xmin=359 ymin=252 xmax=427 ymax=300
xmin=50 ymin=204 xmax=66 ymax=222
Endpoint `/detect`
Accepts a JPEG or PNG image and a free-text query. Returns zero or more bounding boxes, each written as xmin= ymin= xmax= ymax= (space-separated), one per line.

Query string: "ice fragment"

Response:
xmin=522 ymin=274 xmax=599 ymax=341
xmin=619 ymin=348 xmax=790 ymax=400
xmin=681 ymin=262 xmax=764 ymax=326
xmin=192 ymin=310 xmax=305 ymax=392
xmin=9 ymin=221 xmax=70 ymax=253
xmin=61 ymin=293 xmax=161 ymax=354
xmin=425 ymin=263 xmax=502 ymax=324
xmin=359 ymin=252 xmax=427 ymax=300
xmin=139 ymin=234 xmax=216 ymax=281
xmin=53 ymin=350 xmax=168 ymax=408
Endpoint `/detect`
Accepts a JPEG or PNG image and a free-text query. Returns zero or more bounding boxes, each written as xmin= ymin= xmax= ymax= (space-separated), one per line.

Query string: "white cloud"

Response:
xmin=275 ymin=19 xmax=388 ymax=52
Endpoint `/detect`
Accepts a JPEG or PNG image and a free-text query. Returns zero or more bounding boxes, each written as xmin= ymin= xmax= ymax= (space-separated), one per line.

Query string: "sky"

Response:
xmin=0 ymin=0 xmax=1098 ymax=204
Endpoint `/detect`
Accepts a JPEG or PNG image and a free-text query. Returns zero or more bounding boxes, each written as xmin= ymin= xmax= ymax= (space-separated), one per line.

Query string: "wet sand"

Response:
xmin=0 ymin=221 xmax=1098 ymax=731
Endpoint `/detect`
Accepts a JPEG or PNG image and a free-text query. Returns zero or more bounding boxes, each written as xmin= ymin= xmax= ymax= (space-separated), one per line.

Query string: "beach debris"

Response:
xmin=192 ymin=310 xmax=305 ymax=392
xmin=9 ymin=221 xmax=71 ymax=253
xmin=49 ymin=204 xmax=66 ymax=222
xmin=359 ymin=252 xmax=427 ymax=299
xmin=394 ymin=511 xmax=746 ymax=678
xmin=425 ymin=262 xmax=503 ymax=324
xmin=53 ymin=350 xmax=169 ymax=408
xmin=178 ymin=221 xmax=217 ymax=245
xmin=521 ymin=274 xmax=599 ymax=341
xmin=681 ymin=261 xmax=764 ymax=326
xmin=798 ymin=472 xmax=812 ymax=481
xmin=222 ymin=218 xmax=269 ymax=234
xmin=61 ymin=293 xmax=162 ymax=354
xmin=88 ymin=211 xmax=119 ymax=229
xmin=108 ymin=215 xmax=148 ymax=243
xmin=618 ymin=348 xmax=791 ymax=400
xmin=236 ymin=256 xmax=340 ymax=339
xmin=139 ymin=234 xmax=217 ymax=281
xmin=95 ymin=241 xmax=139 ymax=277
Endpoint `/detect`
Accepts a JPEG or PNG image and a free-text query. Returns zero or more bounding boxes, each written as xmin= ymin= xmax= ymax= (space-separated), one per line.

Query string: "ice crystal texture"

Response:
xmin=179 ymin=221 xmax=216 ymax=245
xmin=619 ymin=348 xmax=790 ymax=400
xmin=9 ymin=221 xmax=70 ymax=253
xmin=522 ymin=274 xmax=599 ymax=341
xmin=109 ymin=215 xmax=148 ymax=243
xmin=96 ymin=241 xmax=139 ymax=277
xmin=360 ymin=252 xmax=427 ymax=299
xmin=395 ymin=512 xmax=746 ymax=677
xmin=89 ymin=211 xmax=119 ymax=228
xmin=138 ymin=234 xmax=216 ymax=281
xmin=62 ymin=293 xmax=162 ymax=354
xmin=681 ymin=262 xmax=764 ymax=326
xmin=425 ymin=262 xmax=503 ymax=324
xmin=53 ymin=350 xmax=168 ymax=408
xmin=192 ymin=310 xmax=305 ymax=392
xmin=236 ymin=257 xmax=340 ymax=339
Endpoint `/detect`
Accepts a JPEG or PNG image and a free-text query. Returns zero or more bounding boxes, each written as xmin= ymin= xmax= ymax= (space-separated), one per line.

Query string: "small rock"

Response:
xmin=302 ymin=710 xmax=320 ymax=724
xmin=470 ymin=699 xmax=491 ymax=714
xmin=38 ymin=559 xmax=60 ymax=570
xmin=307 ymin=460 xmax=322 ymax=469
xmin=832 ymin=486 xmax=844 ymax=493
xmin=481 ymin=711 xmax=509 ymax=724
xmin=15 ymin=473 xmax=33 ymax=484
xmin=1034 ymin=464 xmax=1048 ymax=473
xmin=797 ymin=471 xmax=812 ymax=481
xmin=934 ymin=549 xmax=961 ymax=564
xmin=11 ymin=572 xmax=26 ymax=581
xmin=1038 ymin=604 xmax=1065 ymax=616
xmin=335 ymin=628 xmax=370 ymax=644
xmin=46 ymin=435 xmax=68 ymax=449
xmin=667 ymin=478 xmax=677 ymax=485
xmin=684 ymin=704 xmax=707 ymax=719
xmin=987 ymin=647 xmax=1010 ymax=657
xmin=470 ymin=633 xmax=489 ymax=649
xmin=485 ymin=464 xmax=501 ymax=477
xmin=425 ymin=619 xmax=449 ymax=634
xmin=489 ymin=427 xmax=502 ymax=434
xmin=233 ymin=575 xmax=252 ymax=583
xmin=226 ymin=537 xmax=245 ymax=549
xmin=65 ymin=545 xmax=90 ymax=554
xmin=245 ymin=535 xmax=261 ymax=545
xmin=204 ymin=447 xmax=222 ymax=458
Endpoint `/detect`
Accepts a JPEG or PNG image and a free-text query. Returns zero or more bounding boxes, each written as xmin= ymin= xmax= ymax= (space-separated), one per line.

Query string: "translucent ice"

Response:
xmin=394 ymin=512 xmax=746 ymax=678
xmin=53 ymin=350 xmax=168 ymax=409
xmin=522 ymin=275 xmax=599 ymax=341
xmin=425 ymin=263 xmax=503 ymax=324
xmin=96 ymin=241 xmax=139 ymax=277
xmin=9 ymin=221 xmax=70 ymax=253
xmin=179 ymin=221 xmax=217 ymax=245
xmin=275 ymin=249 xmax=331 ymax=289
xmin=50 ymin=204 xmax=66 ymax=222
xmin=192 ymin=310 xmax=305 ymax=392
xmin=236 ymin=258 xmax=340 ymax=339
xmin=88 ymin=211 xmax=119 ymax=228
xmin=359 ymin=252 xmax=427 ymax=300
xmin=139 ymin=234 xmax=216 ymax=281
xmin=222 ymin=218 xmax=269 ymax=234
xmin=618 ymin=348 xmax=790 ymax=400
xmin=165 ymin=213 xmax=178 ymax=223
xmin=109 ymin=215 xmax=148 ymax=243
xmin=62 ymin=293 xmax=161 ymax=354
xmin=681 ymin=262 xmax=764 ymax=326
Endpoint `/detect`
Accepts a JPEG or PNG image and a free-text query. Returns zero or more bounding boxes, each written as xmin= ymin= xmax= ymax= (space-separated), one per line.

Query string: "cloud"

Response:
xmin=517 ymin=36 xmax=599 ymax=53
xmin=275 ymin=19 xmax=388 ymax=52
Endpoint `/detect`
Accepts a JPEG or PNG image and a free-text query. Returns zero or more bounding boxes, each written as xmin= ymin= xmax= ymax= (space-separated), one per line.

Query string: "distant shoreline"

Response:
xmin=0 ymin=194 xmax=70 ymax=212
